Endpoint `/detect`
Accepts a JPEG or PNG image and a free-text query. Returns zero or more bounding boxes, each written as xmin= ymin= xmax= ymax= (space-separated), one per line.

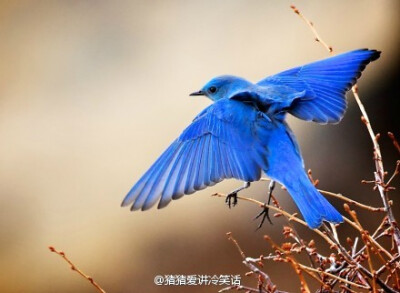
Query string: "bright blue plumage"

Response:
xmin=122 ymin=49 xmax=380 ymax=228
xmin=257 ymin=49 xmax=380 ymax=123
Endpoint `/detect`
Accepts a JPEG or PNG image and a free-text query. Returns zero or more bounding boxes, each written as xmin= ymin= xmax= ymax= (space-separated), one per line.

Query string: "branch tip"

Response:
xmin=48 ymin=245 xmax=106 ymax=293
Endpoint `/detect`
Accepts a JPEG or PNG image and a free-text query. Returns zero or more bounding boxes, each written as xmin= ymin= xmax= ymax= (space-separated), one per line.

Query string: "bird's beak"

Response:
xmin=189 ymin=90 xmax=205 ymax=96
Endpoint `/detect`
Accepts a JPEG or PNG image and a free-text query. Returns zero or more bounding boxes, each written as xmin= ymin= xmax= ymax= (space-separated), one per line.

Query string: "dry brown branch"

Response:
xmin=386 ymin=160 xmax=400 ymax=188
xmin=48 ymin=246 xmax=106 ymax=293
xmin=217 ymin=5 xmax=400 ymax=293
xmin=318 ymin=189 xmax=385 ymax=212
xmin=291 ymin=3 xmax=400 ymax=287
xmin=323 ymin=223 xmax=399 ymax=293
xmin=377 ymin=254 xmax=400 ymax=277
xmin=344 ymin=206 xmax=377 ymax=291
xmin=297 ymin=263 xmax=369 ymax=290
xmin=224 ymin=232 xmax=275 ymax=292
xmin=290 ymin=5 xmax=333 ymax=53
xmin=215 ymin=192 xmax=400 ymax=292
xmin=343 ymin=205 xmax=392 ymax=259
xmin=240 ymin=233 xmax=370 ymax=291
xmin=388 ymin=132 xmax=400 ymax=155
xmin=212 ymin=193 xmax=336 ymax=247
xmin=226 ymin=232 xmax=246 ymax=259
xmin=287 ymin=257 xmax=312 ymax=293
xmin=290 ymin=4 xmax=400 ymax=254
xmin=260 ymin=177 xmax=385 ymax=212
xmin=356 ymin=90 xmax=400 ymax=253
xmin=216 ymin=190 xmax=400 ymax=291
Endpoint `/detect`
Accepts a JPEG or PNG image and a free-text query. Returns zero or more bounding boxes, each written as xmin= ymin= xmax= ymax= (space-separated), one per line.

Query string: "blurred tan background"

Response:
xmin=0 ymin=1 xmax=399 ymax=292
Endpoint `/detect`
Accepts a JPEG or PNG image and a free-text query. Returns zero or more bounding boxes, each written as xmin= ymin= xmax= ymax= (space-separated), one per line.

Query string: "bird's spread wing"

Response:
xmin=121 ymin=99 xmax=270 ymax=211
xmin=257 ymin=49 xmax=380 ymax=124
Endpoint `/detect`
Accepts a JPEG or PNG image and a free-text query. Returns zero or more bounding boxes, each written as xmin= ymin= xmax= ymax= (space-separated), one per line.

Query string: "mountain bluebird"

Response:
xmin=122 ymin=49 xmax=380 ymax=228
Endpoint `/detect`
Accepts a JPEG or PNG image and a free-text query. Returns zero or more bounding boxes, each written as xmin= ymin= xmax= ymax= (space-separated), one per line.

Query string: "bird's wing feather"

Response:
xmin=121 ymin=99 xmax=268 ymax=211
xmin=257 ymin=49 xmax=380 ymax=124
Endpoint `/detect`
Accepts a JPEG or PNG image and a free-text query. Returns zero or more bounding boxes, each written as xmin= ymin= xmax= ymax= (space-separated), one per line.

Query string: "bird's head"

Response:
xmin=190 ymin=75 xmax=252 ymax=101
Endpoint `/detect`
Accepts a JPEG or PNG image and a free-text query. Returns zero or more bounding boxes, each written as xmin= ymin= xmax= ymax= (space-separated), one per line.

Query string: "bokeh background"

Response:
xmin=0 ymin=1 xmax=399 ymax=292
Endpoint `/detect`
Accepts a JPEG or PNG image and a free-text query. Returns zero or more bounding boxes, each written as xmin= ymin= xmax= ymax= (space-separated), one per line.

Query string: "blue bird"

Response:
xmin=122 ymin=49 xmax=380 ymax=229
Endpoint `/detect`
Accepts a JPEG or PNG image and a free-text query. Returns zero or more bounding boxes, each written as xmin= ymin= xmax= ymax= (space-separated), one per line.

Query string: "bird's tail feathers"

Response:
xmin=285 ymin=174 xmax=343 ymax=229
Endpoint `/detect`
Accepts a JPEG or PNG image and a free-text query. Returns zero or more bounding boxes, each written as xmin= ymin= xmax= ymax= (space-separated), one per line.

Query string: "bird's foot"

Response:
xmin=225 ymin=192 xmax=238 ymax=209
xmin=254 ymin=204 xmax=273 ymax=230
xmin=225 ymin=182 xmax=250 ymax=209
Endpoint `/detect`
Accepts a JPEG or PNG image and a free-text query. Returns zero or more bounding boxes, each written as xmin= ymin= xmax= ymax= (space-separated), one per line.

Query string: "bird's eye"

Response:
xmin=208 ymin=86 xmax=217 ymax=94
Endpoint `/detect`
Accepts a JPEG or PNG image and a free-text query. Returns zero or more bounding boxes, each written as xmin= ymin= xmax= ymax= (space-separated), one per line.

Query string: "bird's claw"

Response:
xmin=254 ymin=204 xmax=273 ymax=230
xmin=225 ymin=192 xmax=238 ymax=208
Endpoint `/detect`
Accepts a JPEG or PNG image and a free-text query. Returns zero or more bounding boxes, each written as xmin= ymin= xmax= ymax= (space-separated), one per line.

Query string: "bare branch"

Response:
xmin=48 ymin=246 xmax=106 ymax=293
xmin=388 ymin=132 xmax=400 ymax=154
xmin=291 ymin=1 xmax=400 ymax=257
xmin=319 ymin=189 xmax=385 ymax=212
xmin=212 ymin=192 xmax=336 ymax=247
xmin=216 ymin=6 xmax=400 ymax=293
xmin=290 ymin=5 xmax=333 ymax=53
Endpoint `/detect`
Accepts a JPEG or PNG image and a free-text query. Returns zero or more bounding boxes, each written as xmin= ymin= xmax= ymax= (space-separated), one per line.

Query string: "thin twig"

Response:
xmin=263 ymin=235 xmax=312 ymax=292
xmin=352 ymin=237 xmax=359 ymax=257
xmin=243 ymin=260 xmax=275 ymax=290
xmin=388 ymin=132 xmax=400 ymax=154
xmin=226 ymin=232 xmax=246 ymax=259
xmin=385 ymin=160 xmax=400 ymax=188
xmin=322 ymin=224 xmax=399 ymax=293
xmin=290 ymin=5 xmax=333 ymax=53
xmin=287 ymin=257 xmax=312 ymax=293
xmin=344 ymin=207 xmax=377 ymax=292
xmin=251 ymin=238 xmax=368 ymax=290
xmin=226 ymin=233 xmax=275 ymax=290
xmin=48 ymin=246 xmax=106 ymax=293
xmin=212 ymin=193 xmax=336 ymax=247
xmin=319 ymin=189 xmax=385 ymax=212
xmin=376 ymin=254 xmax=400 ymax=277
xmin=260 ymin=179 xmax=385 ymax=212
xmin=344 ymin=217 xmax=392 ymax=260
xmin=297 ymin=263 xmax=370 ymax=290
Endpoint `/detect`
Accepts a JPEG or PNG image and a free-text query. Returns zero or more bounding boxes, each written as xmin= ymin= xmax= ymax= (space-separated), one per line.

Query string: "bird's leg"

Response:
xmin=254 ymin=180 xmax=275 ymax=229
xmin=226 ymin=182 xmax=251 ymax=208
